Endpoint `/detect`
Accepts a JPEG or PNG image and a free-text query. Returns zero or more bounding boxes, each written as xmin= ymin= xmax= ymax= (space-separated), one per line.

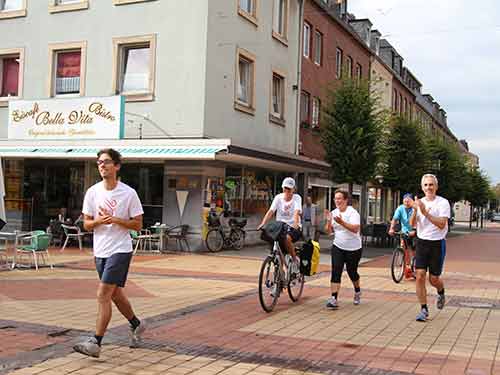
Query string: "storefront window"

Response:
xmin=368 ymin=187 xmax=382 ymax=223
xmin=120 ymin=164 xmax=164 ymax=227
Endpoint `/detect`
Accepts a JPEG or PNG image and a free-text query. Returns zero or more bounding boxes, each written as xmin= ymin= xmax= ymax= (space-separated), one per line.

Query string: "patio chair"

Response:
xmin=60 ymin=224 xmax=90 ymax=252
xmin=131 ymin=229 xmax=158 ymax=254
xmin=167 ymin=224 xmax=190 ymax=251
xmin=15 ymin=230 xmax=53 ymax=270
xmin=0 ymin=236 xmax=8 ymax=268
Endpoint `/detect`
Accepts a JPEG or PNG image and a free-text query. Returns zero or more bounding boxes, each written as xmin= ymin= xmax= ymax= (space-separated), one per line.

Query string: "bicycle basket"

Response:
xmin=260 ymin=221 xmax=285 ymax=243
xmin=229 ymin=217 xmax=247 ymax=228
xmin=207 ymin=213 xmax=220 ymax=227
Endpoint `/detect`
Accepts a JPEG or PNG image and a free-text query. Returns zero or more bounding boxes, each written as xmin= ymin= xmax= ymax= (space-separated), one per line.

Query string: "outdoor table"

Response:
xmin=0 ymin=231 xmax=25 ymax=269
xmin=149 ymin=224 xmax=171 ymax=252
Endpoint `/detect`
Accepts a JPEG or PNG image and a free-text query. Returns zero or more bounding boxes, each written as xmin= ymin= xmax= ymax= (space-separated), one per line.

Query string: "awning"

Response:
xmin=0 ymin=146 xmax=226 ymax=160
xmin=0 ymin=139 xmax=230 ymax=160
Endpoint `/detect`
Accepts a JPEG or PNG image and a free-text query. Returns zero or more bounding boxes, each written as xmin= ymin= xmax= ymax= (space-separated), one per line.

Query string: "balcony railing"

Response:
xmin=56 ymin=76 xmax=80 ymax=95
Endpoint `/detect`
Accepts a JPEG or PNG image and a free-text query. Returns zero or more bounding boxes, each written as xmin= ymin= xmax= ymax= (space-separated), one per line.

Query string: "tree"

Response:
xmin=321 ymin=76 xmax=384 ymax=198
xmin=381 ymin=115 xmax=428 ymax=195
xmin=426 ymin=138 xmax=468 ymax=204
xmin=464 ymin=167 xmax=490 ymax=208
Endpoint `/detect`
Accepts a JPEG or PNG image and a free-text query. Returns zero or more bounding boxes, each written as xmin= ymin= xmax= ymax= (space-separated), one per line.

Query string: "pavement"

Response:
xmin=0 ymin=222 xmax=499 ymax=375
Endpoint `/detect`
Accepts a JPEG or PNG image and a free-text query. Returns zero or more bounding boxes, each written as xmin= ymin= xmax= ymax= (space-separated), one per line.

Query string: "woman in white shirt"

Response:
xmin=324 ymin=190 xmax=362 ymax=309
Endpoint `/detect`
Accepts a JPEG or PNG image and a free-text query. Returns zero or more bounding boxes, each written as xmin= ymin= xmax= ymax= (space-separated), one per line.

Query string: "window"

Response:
xmin=273 ymin=0 xmax=288 ymax=43
xmin=311 ymin=97 xmax=320 ymax=128
xmin=48 ymin=42 xmax=86 ymax=97
xmin=393 ymin=89 xmax=398 ymax=112
xmin=356 ymin=63 xmax=362 ymax=82
xmin=399 ymin=93 xmax=403 ymax=114
xmin=314 ymin=31 xmax=323 ymax=65
xmin=403 ymin=98 xmax=408 ymax=117
xmin=238 ymin=0 xmax=257 ymax=25
xmin=113 ymin=34 xmax=156 ymax=102
xmin=300 ymin=91 xmax=310 ymax=124
xmin=335 ymin=48 xmax=343 ymax=78
xmin=0 ymin=48 xmax=24 ymax=105
xmin=49 ymin=0 xmax=89 ymax=13
xmin=235 ymin=48 xmax=255 ymax=114
xmin=270 ymin=71 xmax=285 ymax=123
xmin=303 ymin=22 xmax=311 ymax=58
xmin=346 ymin=56 xmax=353 ymax=78
xmin=0 ymin=0 xmax=26 ymax=19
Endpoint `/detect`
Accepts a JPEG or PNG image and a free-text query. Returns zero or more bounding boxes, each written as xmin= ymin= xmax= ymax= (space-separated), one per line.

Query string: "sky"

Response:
xmin=348 ymin=0 xmax=500 ymax=185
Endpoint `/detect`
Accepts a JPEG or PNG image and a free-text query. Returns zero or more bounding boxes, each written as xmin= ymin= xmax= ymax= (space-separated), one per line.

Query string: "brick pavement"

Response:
xmin=1 ymin=226 xmax=500 ymax=374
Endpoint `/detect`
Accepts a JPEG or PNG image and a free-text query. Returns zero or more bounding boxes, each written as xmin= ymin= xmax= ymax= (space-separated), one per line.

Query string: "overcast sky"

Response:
xmin=348 ymin=0 xmax=500 ymax=185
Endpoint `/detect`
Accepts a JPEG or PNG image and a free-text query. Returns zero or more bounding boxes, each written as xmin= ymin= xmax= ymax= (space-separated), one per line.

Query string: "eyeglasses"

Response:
xmin=96 ymin=159 xmax=114 ymax=166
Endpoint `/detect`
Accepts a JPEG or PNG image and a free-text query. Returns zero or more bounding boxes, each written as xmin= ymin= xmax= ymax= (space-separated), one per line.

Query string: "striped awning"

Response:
xmin=0 ymin=146 xmax=227 ymax=160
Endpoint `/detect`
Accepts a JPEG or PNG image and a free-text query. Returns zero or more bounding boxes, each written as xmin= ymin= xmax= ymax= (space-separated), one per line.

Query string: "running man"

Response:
xmin=389 ymin=193 xmax=416 ymax=278
xmin=73 ymin=149 xmax=146 ymax=357
xmin=410 ymin=174 xmax=450 ymax=322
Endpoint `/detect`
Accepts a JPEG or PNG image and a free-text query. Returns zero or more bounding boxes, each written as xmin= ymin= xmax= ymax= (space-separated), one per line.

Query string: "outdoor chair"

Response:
xmin=15 ymin=230 xmax=53 ymax=270
xmin=167 ymin=224 xmax=190 ymax=251
xmin=60 ymin=224 xmax=90 ymax=252
xmin=0 ymin=236 xmax=8 ymax=268
xmin=131 ymin=229 xmax=159 ymax=254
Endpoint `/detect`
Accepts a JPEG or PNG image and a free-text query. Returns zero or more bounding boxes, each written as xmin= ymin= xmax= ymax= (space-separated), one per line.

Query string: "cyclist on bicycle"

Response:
xmin=257 ymin=177 xmax=302 ymax=272
xmin=389 ymin=193 xmax=416 ymax=278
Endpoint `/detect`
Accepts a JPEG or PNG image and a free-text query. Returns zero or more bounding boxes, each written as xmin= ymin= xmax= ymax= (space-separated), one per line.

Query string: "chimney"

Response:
xmin=370 ymin=30 xmax=381 ymax=55
xmin=349 ymin=18 xmax=373 ymax=46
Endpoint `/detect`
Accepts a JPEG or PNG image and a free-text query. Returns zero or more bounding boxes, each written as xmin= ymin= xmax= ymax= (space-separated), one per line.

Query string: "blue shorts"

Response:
xmin=95 ymin=252 xmax=133 ymax=287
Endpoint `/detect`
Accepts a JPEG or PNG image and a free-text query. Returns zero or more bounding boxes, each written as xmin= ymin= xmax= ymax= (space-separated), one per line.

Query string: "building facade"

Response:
xmin=0 ymin=0 xmax=328 ymax=248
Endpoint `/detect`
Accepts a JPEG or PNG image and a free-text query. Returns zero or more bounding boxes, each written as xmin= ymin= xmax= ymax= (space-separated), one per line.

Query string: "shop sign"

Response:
xmin=8 ymin=96 xmax=125 ymax=140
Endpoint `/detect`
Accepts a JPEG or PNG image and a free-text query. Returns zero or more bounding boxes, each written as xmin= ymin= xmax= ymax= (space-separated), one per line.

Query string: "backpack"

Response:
xmin=300 ymin=239 xmax=320 ymax=276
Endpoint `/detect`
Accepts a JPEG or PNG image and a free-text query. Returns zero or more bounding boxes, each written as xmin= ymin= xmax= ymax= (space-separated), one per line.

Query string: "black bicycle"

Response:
xmin=258 ymin=227 xmax=304 ymax=313
xmin=390 ymin=231 xmax=416 ymax=283
xmin=205 ymin=211 xmax=247 ymax=252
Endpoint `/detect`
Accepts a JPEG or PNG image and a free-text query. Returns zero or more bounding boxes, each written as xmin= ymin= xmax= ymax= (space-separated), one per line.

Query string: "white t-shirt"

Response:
xmin=331 ymin=206 xmax=362 ymax=251
xmin=416 ymin=195 xmax=450 ymax=240
xmin=270 ymin=193 xmax=302 ymax=227
xmin=82 ymin=181 xmax=144 ymax=258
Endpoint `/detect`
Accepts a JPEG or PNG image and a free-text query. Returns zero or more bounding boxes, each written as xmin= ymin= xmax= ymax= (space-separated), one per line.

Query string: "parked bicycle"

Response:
xmin=205 ymin=210 xmax=247 ymax=252
xmin=390 ymin=231 xmax=416 ymax=283
xmin=258 ymin=226 xmax=304 ymax=313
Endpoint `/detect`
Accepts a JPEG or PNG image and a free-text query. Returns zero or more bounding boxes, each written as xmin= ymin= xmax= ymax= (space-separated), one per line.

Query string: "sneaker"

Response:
xmin=436 ymin=293 xmax=446 ymax=310
xmin=353 ymin=291 xmax=361 ymax=305
xmin=326 ymin=296 xmax=338 ymax=309
xmin=415 ymin=309 xmax=429 ymax=322
xmin=130 ymin=322 xmax=147 ymax=348
xmin=73 ymin=336 xmax=101 ymax=358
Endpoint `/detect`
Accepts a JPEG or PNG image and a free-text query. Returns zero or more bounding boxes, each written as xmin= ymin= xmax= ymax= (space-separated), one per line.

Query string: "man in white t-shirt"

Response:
xmin=410 ymin=174 xmax=450 ymax=322
xmin=258 ymin=177 xmax=302 ymax=264
xmin=73 ymin=149 xmax=145 ymax=358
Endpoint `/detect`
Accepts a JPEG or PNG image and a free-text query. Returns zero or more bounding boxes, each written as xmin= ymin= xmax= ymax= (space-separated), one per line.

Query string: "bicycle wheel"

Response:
xmin=391 ymin=247 xmax=405 ymax=283
xmin=205 ymin=229 xmax=224 ymax=252
xmin=258 ymin=256 xmax=281 ymax=313
xmin=230 ymin=229 xmax=245 ymax=250
xmin=410 ymin=255 xmax=416 ymax=278
xmin=287 ymin=269 xmax=305 ymax=302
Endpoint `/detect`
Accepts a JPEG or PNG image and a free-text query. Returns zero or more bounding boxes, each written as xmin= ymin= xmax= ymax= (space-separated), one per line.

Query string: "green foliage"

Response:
xmin=381 ymin=115 xmax=428 ymax=195
xmin=464 ymin=167 xmax=491 ymax=207
xmin=321 ymin=76 xmax=384 ymax=189
xmin=425 ymin=138 xmax=468 ymax=203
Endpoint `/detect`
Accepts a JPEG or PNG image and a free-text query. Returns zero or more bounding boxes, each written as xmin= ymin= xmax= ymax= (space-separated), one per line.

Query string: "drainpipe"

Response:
xmin=294 ymin=0 xmax=304 ymax=155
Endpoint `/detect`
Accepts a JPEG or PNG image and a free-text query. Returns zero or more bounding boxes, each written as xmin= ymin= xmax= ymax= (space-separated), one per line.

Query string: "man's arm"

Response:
xmin=292 ymin=209 xmax=300 ymax=229
xmin=110 ymin=215 xmax=143 ymax=232
xmin=257 ymin=209 xmax=275 ymax=230
xmin=83 ymin=214 xmax=108 ymax=231
xmin=388 ymin=219 xmax=398 ymax=235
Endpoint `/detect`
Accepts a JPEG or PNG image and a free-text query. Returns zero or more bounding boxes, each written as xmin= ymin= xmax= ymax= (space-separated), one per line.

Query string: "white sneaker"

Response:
xmin=74 ymin=336 xmax=101 ymax=358
xmin=326 ymin=296 xmax=338 ymax=309
xmin=353 ymin=291 xmax=361 ymax=305
xmin=130 ymin=322 xmax=146 ymax=348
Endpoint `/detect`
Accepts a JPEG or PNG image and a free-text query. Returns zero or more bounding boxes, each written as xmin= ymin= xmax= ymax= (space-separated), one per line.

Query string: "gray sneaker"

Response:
xmin=353 ymin=291 xmax=361 ymax=305
xmin=437 ymin=293 xmax=445 ymax=310
xmin=73 ymin=336 xmax=100 ymax=358
xmin=326 ymin=296 xmax=338 ymax=309
xmin=416 ymin=309 xmax=429 ymax=322
xmin=130 ymin=322 xmax=147 ymax=348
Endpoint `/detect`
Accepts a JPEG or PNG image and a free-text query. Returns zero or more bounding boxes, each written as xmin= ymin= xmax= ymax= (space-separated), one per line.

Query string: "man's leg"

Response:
xmin=96 ymin=282 xmax=117 ymax=336
xmin=112 ymin=287 xmax=135 ymax=321
xmin=415 ymin=269 xmax=427 ymax=306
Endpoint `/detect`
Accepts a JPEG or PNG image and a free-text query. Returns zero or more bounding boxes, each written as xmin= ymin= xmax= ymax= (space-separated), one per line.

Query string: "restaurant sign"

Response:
xmin=8 ymin=96 xmax=125 ymax=140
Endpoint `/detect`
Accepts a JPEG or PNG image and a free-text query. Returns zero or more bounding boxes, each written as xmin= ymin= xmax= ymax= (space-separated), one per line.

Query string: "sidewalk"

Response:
xmin=1 ymin=225 xmax=499 ymax=374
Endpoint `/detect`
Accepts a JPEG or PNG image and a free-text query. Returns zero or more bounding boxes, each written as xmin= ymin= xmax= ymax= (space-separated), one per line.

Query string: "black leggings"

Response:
xmin=330 ymin=245 xmax=362 ymax=283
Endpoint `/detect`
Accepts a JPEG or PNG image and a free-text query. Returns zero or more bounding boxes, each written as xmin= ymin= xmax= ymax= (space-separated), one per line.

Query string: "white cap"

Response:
xmin=281 ymin=177 xmax=295 ymax=189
